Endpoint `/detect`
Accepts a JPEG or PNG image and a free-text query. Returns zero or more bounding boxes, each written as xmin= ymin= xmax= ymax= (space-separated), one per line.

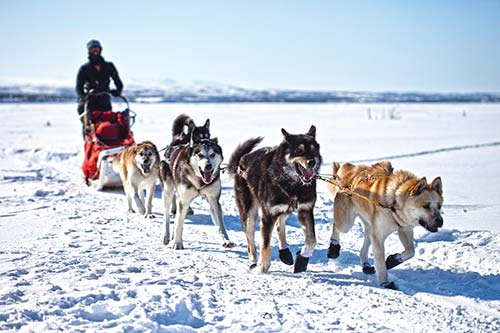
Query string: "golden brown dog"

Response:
xmin=115 ymin=141 xmax=160 ymax=218
xmin=327 ymin=161 xmax=443 ymax=289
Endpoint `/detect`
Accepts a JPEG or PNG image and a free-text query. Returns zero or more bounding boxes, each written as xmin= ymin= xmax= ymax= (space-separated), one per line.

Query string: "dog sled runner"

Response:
xmin=80 ymin=92 xmax=136 ymax=190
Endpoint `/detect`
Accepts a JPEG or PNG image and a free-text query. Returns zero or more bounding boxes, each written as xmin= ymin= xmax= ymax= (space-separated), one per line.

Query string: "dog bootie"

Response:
xmin=279 ymin=248 xmax=294 ymax=265
xmin=293 ymin=251 xmax=309 ymax=273
xmin=381 ymin=281 xmax=398 ymax=290
xmin=327 ymin=243 xmax=341 ymax=259
xmin=362 ymin=262 xmax=375 ymax=274
xmin=385 ymin=253 xmax=403 ymax=269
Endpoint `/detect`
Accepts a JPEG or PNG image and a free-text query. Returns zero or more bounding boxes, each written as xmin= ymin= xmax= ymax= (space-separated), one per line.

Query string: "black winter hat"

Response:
xmin=87 ymin=40 xmax=102 ymax=51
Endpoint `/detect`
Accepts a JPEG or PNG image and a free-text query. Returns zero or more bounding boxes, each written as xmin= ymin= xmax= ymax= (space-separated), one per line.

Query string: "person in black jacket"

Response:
xmin=76 ymin=40 xmax=123 ymax=118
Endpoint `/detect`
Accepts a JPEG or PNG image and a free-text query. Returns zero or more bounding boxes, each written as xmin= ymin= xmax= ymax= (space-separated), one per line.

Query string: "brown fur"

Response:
xmin=327 ymin=160 xmax=443 ymax=289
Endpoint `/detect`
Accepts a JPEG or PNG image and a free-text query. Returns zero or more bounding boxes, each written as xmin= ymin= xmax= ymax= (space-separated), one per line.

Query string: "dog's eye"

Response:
xmin=197 ymin=153 xmax=205 ymax=158
xmin=423 ymin=203 xmax=431 ymax=209
xmin=295 ymin=147 xmax=304 ymax=155
xmin=209 ymin=153 xmax=216 ymax=158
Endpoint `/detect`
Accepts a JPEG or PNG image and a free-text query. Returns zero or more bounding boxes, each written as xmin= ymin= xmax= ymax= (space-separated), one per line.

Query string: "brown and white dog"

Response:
xmin=327 ymin=161 xmax=444 ymax=289
xmin=115 ymin=141 xmax=160 ymax=218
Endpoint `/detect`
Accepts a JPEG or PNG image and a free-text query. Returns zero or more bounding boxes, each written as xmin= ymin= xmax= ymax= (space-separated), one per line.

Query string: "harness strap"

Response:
xmin=316 ymin=174 xmax=402 ymax=227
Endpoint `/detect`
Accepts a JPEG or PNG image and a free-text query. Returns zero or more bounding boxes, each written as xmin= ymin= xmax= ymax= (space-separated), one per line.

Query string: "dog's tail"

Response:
xmin=328 ymin=162 xmax=342 ymax=198
xmin=227 ymin=137 xmax=263 ymax=176
xmin=172 ymin=114 xmax=194 ymax=138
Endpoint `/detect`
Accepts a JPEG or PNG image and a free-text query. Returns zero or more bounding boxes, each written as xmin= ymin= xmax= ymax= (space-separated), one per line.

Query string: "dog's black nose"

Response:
xmin=307 ymin=159 xmax=316 ymax=168
xmin=437 ymin=215 xmax=443 ymax=227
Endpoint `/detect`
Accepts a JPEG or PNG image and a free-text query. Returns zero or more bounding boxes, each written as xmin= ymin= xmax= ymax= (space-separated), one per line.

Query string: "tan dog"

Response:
xmin=116 ymin=141 xmax=160 ymax=218
xmin=327 ymin=161 xmax=443 ymax=289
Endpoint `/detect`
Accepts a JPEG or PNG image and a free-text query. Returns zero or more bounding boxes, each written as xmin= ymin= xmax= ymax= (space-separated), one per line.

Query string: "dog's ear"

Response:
xmin=429 ymin=176 xmax=443 ymax=195
xmin=281 ymin=128 xmax=291 ymax=141
xmin=332 ymin=162 xmax=341 ymax=176
xmin=187 ymin=121 xmax=195 ymax=134
xmin=211 ymin=137 xmax=218 ymax=144
xmin=410 ymin=177 xmax=427 ymax=197
xmin=204 ymin=119 xmax=210 ymax=130
xmin=306 ymin=125 xmax=316 ymax=138
xmin=190 ymin=130 xmax=195 ymax=147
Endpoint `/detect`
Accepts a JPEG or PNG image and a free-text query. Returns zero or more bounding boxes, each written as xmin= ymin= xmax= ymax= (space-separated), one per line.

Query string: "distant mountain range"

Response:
xmin=1 ymin=79 xmax=499 ymax=103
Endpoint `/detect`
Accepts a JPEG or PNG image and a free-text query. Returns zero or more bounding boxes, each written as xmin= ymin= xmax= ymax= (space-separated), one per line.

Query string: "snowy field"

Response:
xmin=0 ymin=102 xmax=499 ymax=332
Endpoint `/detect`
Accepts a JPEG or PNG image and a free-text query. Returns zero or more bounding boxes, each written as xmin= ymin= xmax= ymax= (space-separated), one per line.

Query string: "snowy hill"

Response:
xmin=1 ymin=78 xmax=499 ymax=103
xmin=0 ymin=102 xmax=499 ymax=332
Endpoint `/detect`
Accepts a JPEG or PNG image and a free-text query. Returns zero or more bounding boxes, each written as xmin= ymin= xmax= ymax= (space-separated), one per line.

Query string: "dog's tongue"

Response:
xmin=301 ymin=167 xmax=314 ymax=180
xmin=297 ymin=163 xmax=315 ymax=180
xmin=203 ymin=170 xmax=212 ymax=184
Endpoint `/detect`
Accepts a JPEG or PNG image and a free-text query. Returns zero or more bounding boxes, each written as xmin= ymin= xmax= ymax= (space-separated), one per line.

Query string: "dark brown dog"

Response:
xmin=228 ymin=126 xmax=322 ymax=273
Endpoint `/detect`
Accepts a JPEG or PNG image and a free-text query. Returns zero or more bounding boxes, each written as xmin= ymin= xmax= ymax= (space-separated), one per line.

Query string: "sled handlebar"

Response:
xmin=80 ymin=90 xmax=135 ymax=129
xmin=82 ymin=90 xmax=130 ymax=110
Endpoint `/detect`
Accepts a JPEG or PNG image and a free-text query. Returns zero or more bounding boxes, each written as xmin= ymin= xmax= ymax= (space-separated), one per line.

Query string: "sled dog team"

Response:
xmin=115 ymin=114 xmax=444 ymax=290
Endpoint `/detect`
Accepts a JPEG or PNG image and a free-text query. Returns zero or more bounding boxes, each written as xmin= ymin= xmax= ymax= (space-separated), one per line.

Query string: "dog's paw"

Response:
xmin=144 ymin=213 xmax=155 ymax=219
xmin=260 ymin=262 xmax=271 ymax=273
xmin=222 ymin=241 xmax=236 ymax=248
xmin=381 ymin=281 xmax=398 ymax=290
xmin=279 ymin=248 xmax=294 ymax=265
xmin=293 ymin=251 xmax=309 ymax=273
xmin=249 ymin=262 xmax=258 ymax=270
xmin=386 ymin=253 xmax=403 ymax=269
xmin=362 ymin=263 xmax=375 ymax=274
xmin=172 ymin=242 xmax=184 ymax=250
xmin=162 ymin=235 xmax=170 ymax=245
xmin=327 ymin=243 xmax=341 ymax=259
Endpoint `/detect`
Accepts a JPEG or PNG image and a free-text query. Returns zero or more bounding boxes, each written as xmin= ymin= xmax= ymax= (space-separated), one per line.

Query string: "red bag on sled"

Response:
xmin=82 ymin=110 xmax=135 ymax=181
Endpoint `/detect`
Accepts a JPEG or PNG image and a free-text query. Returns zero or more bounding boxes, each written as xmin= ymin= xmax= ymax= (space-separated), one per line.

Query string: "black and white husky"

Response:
xmin=165 ymin=114 xmax=211 ymax=215
xmin=228 ymin=126 xmax=322 ymax=273
xmin=160 ymin=131 xmax=235 ymax=249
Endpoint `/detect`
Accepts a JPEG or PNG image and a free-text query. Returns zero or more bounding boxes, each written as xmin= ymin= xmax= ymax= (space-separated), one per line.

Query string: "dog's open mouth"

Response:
xmin=141 ymin=162 xmax=151 ymax=174
xmin=200 ymin=168 xmax=214 ymax=184
xmin=295 ymin=162 xmax=316 ymax=183
xmin=419 ymin=219 xmax=439 ymax=233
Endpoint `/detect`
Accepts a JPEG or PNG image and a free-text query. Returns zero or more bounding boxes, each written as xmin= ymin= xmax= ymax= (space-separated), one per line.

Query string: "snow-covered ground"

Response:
xmin=0 ymin=102 xmax=499 ymax=332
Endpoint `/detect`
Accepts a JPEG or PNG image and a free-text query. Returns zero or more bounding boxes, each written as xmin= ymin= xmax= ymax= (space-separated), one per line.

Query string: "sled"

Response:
xmin=80 ymin=92 xmax=136 ymax=190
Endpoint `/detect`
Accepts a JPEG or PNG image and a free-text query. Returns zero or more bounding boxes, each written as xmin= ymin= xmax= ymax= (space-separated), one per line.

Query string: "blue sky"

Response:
xmin=1 ymin=0 xmax=499 ymax=92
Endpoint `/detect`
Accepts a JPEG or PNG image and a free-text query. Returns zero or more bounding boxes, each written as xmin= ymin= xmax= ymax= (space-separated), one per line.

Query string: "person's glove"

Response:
xmin=110 ymin=89 xmax=121 ymax=97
